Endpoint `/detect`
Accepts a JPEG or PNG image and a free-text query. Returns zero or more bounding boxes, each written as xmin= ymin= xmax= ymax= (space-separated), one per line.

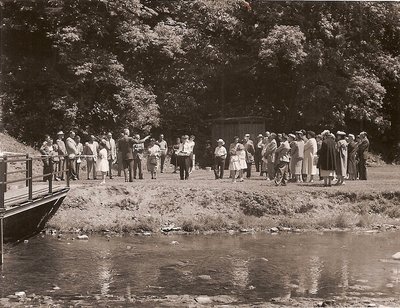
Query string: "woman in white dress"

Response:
xmin=236 ymin=142 xmax=247 ymax=182
xmin=147 ymin=138 xmax=161 ymax=179
xmin=229 ymin=136 xmax=241 ymax=182
xmin=97 ymin=140 xmax=109 ymax=184
xmin=303 ymin=131 xmax=318 ymax=183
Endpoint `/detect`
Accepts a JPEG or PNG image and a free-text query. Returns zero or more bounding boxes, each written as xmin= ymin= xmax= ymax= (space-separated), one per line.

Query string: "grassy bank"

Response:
xmin=47 ymin=165 xmax=400 ymax=234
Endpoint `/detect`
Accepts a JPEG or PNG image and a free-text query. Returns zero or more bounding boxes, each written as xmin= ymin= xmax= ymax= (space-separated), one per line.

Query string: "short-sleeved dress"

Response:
xmin=97 ymin=148 xmax=108 ymax=172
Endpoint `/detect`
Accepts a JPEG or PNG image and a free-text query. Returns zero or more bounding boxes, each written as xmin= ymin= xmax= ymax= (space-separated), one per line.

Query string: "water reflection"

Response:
xmin=2 ymin=232 xmax=400 ymax=302
xmin=98 ymin=250 xmax=112 ymax=296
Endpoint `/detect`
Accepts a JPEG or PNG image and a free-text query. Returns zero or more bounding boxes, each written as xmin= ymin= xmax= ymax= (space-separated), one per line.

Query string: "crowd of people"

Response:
xmin=39 ymin=129 xmax=193 ymax=184
xmin=38 ymin=128 xmax=370 ymax=187
xmin=212 ymin=130 xmax=370 ymax=186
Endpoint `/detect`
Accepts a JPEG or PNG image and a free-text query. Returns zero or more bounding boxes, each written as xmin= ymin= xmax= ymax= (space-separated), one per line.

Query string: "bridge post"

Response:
xmin=28 ymin=157 xmax=33 ymax=201
xmin=0 ymin=209 xmax=4 ymax=265
xmin=26 ymin=154 xmax=29 ymax=187
xmin=3 ymin=156 xmax=7 ymax=193
xmin=0 ymin=158 xmax=5 ymax=265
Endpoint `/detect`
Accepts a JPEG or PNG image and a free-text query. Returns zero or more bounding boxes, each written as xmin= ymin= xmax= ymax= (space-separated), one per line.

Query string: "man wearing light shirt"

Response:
xmin=105 ymin=132 xmax=117 ymax=179
xmin=56 ymin=131 xmax=67 ymax=180
xmin=178 ymin=135 xmax=191 ymax=180
xmin=188 ymin=135 xmax=196 ymax=173
xmin=157 ymin=134 xmax=168 ymax=173
xmin=65 ymin=131 xmax=78 ymax=180
xmin=214 ymin=139 xmax=227 ymax=179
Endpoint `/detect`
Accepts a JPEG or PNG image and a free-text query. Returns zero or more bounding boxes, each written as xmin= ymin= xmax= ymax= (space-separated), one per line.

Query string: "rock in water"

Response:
xmin=77 ymin=235 xmax=89 ymax=240
xmin=14 ymin=291 xmax=26 ymax=298
xmin=195 ymin=296 xmax=212 ymax=304
xmin=392 ymin=252 xmax=400 ymax=260
xmin=270 ymin=227 xmax=279 ymax=233
xmin=198 ymin=275 xmax=212 ymax=280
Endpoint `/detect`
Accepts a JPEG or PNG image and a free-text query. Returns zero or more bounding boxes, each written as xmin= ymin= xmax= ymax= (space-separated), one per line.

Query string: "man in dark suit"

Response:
xmin=243 ymin=133 xmax=255 ymax=178
xmin=357 ymin=131 xmax=370 ymax=180
xmin=118 ymin=129 xmax=150 ymax=182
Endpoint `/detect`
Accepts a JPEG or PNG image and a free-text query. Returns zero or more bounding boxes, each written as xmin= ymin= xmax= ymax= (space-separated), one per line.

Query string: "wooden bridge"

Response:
xmin=0 ymin=153 xmax=70 ymax=264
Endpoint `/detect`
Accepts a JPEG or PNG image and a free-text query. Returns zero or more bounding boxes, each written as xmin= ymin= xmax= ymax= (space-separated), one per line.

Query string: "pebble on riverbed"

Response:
xmin=392 ymin=252 xmax=400 ymax=260
xmin=14 ymin=291 xmax=26 ymax=298
xmin=77 ymin=235 xmax=89 ymax=240
xmin=194 ymin=296 xmax=212 ymax=304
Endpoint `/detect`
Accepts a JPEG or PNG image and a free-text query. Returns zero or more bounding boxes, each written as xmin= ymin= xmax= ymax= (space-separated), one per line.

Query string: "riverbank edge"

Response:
xmin=46 ymin=182 xmax=400 ymax=236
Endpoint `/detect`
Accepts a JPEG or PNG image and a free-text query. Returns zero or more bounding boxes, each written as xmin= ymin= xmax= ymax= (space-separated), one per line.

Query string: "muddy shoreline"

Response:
xmin=47 ymin=167 xmax=400 ymax=236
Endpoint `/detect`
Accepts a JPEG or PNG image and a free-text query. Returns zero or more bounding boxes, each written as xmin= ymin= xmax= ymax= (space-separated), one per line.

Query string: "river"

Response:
xmin=1 ymin=231 xmax=400 ymax=306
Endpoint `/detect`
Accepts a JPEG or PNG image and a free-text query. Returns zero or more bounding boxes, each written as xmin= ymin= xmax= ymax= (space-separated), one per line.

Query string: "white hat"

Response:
xmin=336 ymin=131 xmax=346 ymax=136
xmin=288 ymin=133 xmax=296 ymax=139
xmin=57 ymin=131 xmax=64 ymax=135
xmin=348 ymin=134 xmax=355 ymax=139
xmin=321 ymin=130 xmax=330 ymax=136
xmin=244 ymin=133 xmax=250 ymax=137
xmin=257 ymin=134 xmax=263 ymax=138
xmin=216 ymin=139 xmax=225 ymax=145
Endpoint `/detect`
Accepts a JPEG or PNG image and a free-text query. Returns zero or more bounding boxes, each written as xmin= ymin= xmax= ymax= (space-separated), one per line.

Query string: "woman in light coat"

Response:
xmin=303 ymin=131 xmax=318 ymax=183
xmin=335 ymin=131 xmax=348 ymax=185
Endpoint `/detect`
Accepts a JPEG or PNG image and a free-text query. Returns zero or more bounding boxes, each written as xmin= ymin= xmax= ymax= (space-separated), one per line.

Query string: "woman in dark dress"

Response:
xmin=317 ymin=131 xmax=336 ymax=187
xmin=171 ymin=137 xmax=181 ymax=173
xmin=347 ymin=134 xmax=358 ymax=180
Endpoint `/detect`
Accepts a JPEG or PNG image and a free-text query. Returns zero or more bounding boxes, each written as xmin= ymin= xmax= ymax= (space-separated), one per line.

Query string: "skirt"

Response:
xmin=229 ymin=155 xmax=241 ymax=171
xmin=291 ymin=159 xmax=303 ymax=175
xmin=321 ymin=169 xmax=335 ymax=177
xmin=147 ymin=156 xmax=159 ymax=172
xmin=97 ymin=158 xmax=108 ymax=172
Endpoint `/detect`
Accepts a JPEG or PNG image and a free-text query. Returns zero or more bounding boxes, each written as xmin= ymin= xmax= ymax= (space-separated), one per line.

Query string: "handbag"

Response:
xmin=313 ymin=155 xmax=319 ymax=165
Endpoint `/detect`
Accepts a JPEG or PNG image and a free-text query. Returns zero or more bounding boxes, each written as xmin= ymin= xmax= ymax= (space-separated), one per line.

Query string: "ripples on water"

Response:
xmin=1 ymin=231 xmax=400 ymax=304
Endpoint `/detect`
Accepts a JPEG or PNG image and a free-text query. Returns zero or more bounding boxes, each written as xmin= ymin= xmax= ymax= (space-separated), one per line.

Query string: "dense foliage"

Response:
xmin=1 ymin=0 xmax=399 ymax=159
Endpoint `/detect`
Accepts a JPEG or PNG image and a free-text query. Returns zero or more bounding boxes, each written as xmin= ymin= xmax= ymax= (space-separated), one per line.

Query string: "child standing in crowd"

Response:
xmin=97 ymin=140 xmax=108 ymax=184
xmin=214 ymin=139 xmax=227 ymax=179
xmin=147 ymin=138 xmax=161 ymax=179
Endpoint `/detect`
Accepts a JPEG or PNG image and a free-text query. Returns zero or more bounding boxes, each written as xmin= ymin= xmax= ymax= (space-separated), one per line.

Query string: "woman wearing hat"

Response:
xmin=214 ymin=139 xmax=227 ymax=179
xmin=229 ymin=136 xmax=242 ymax=182
xmin=303 ymin=131 xmax=317 ymax=183
xmin=357 ymin=132 xmax=369 ymax=180
xmin=335 ymin=131 xmax=348 ymax=185
xmin=147 ymin=138 xmax=161 ymax=179
xmin=347 ymin=134 xmax=358 ymax=180
xmin=317 ymin=131 xmax=336 ymax=187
